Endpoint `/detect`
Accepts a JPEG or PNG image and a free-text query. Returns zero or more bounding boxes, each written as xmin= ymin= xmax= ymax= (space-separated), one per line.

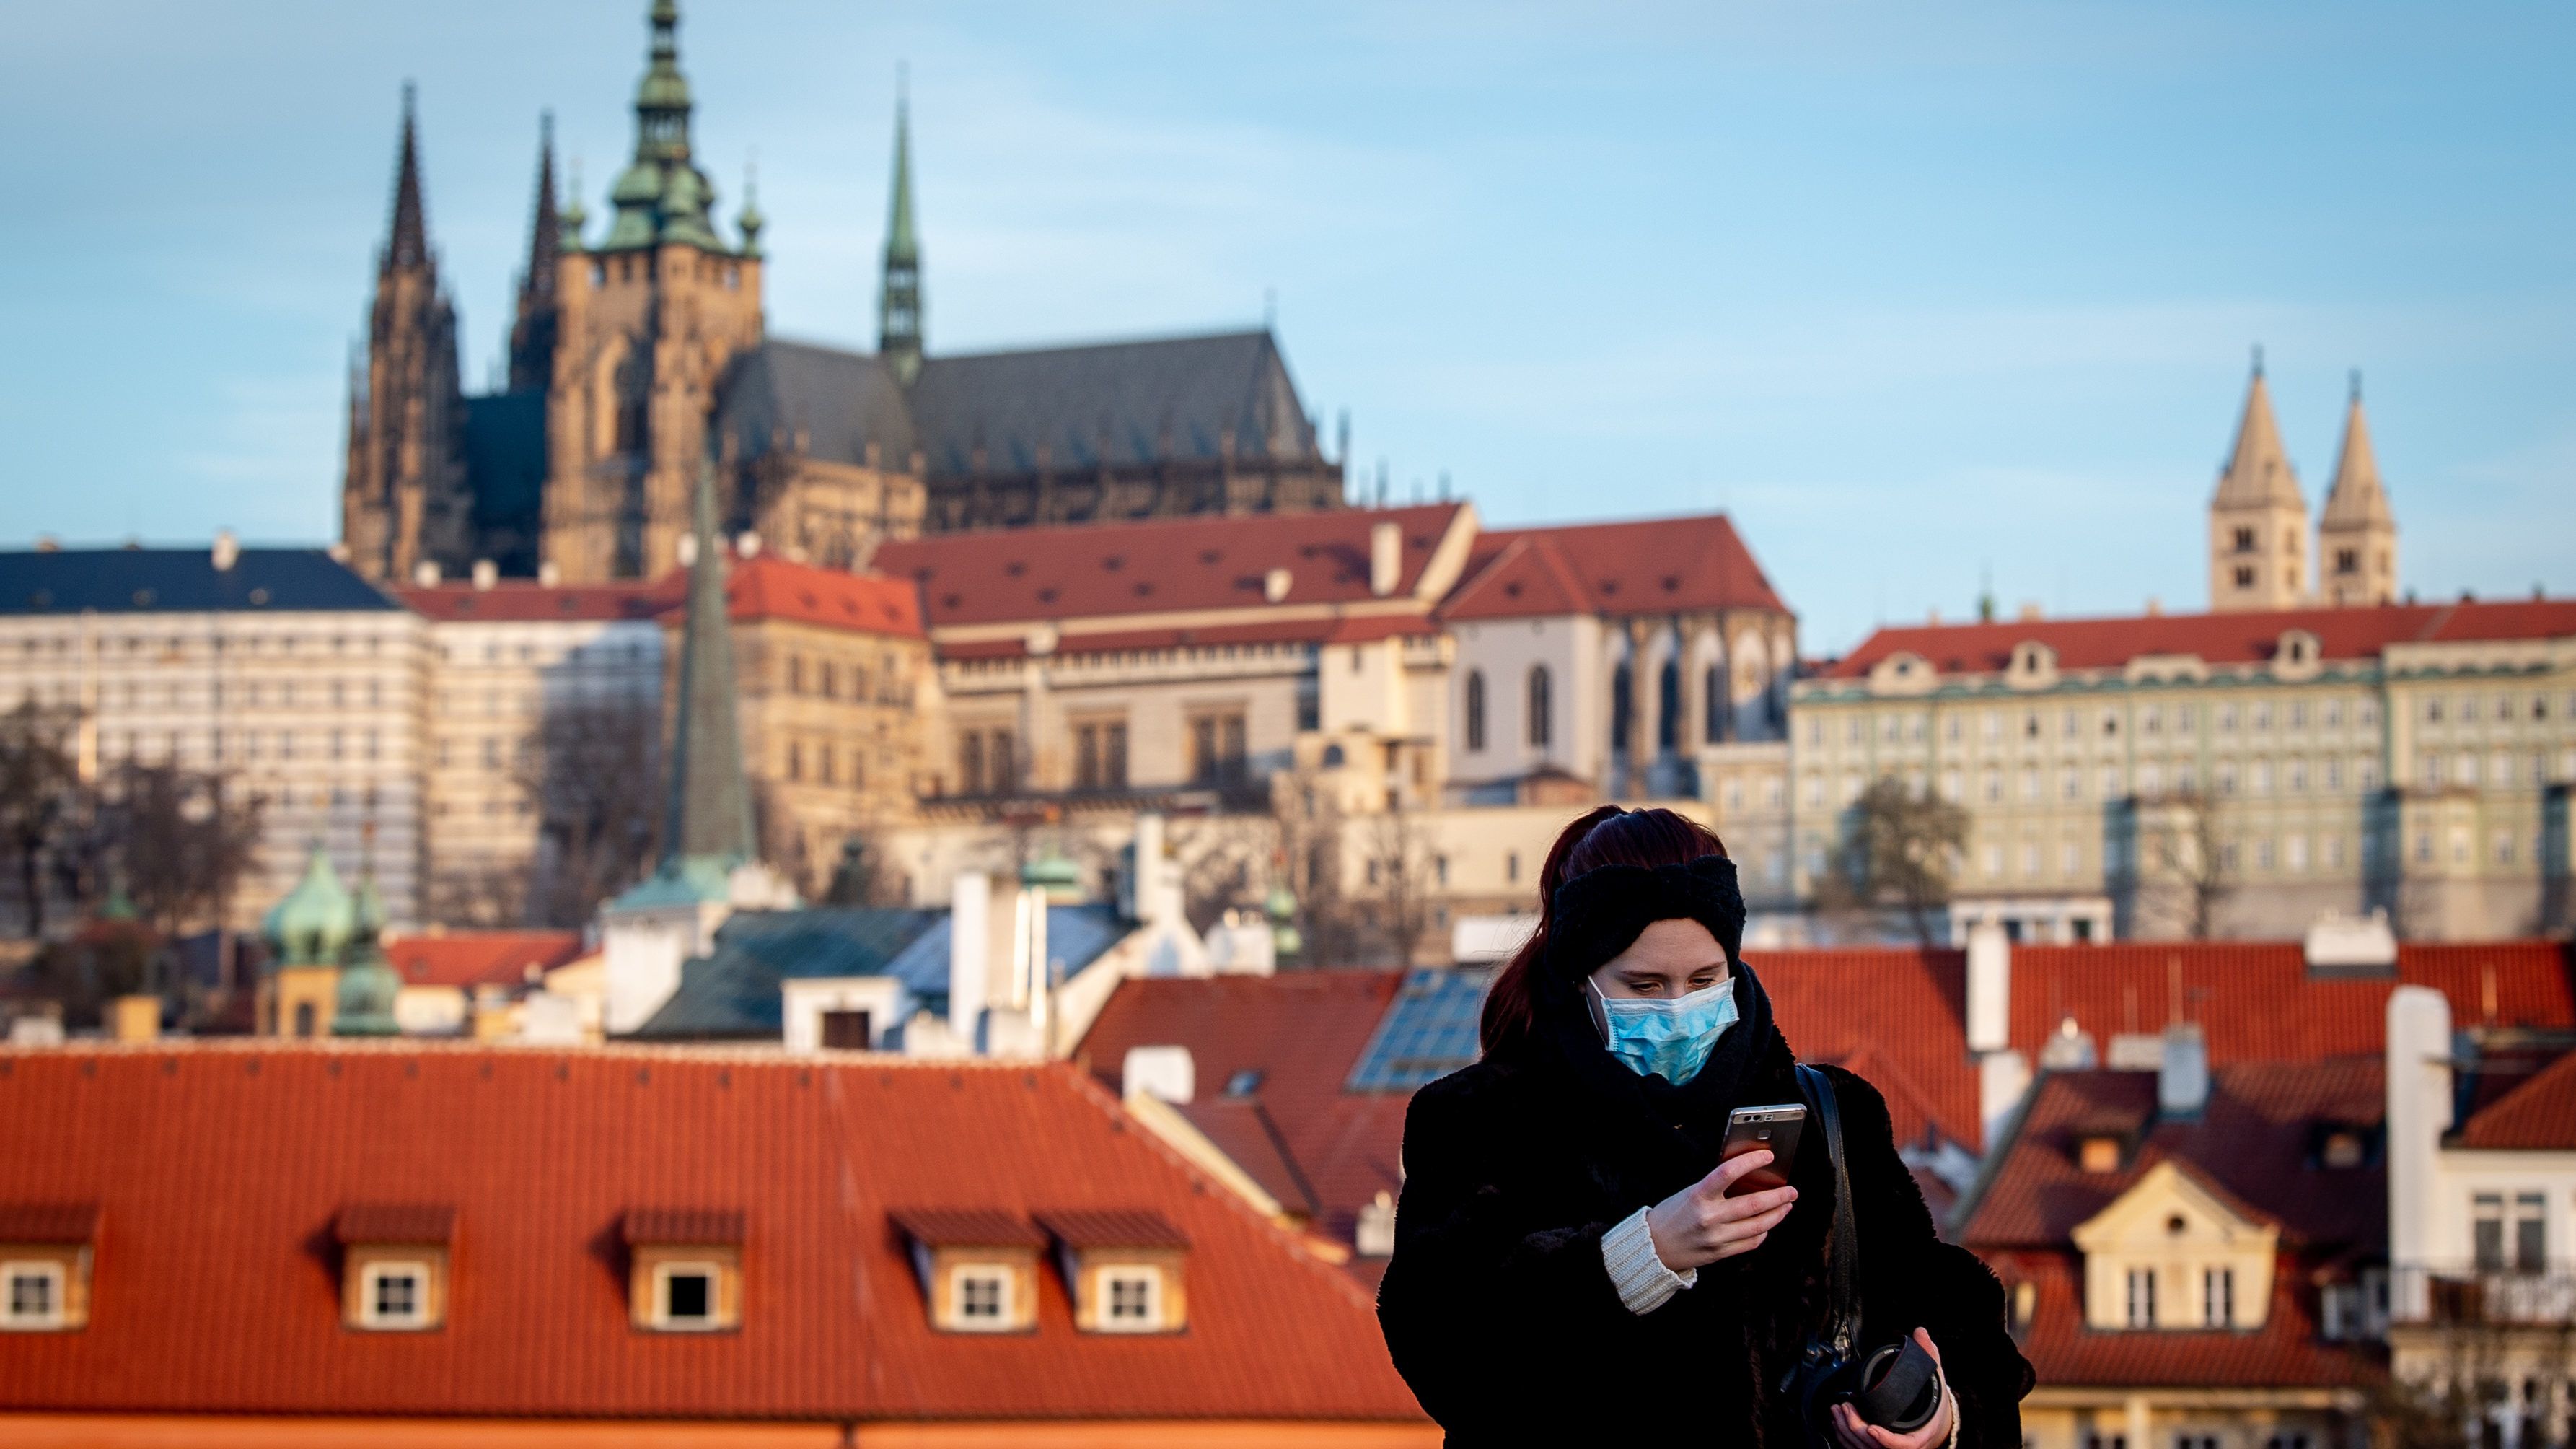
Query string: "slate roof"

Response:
xmin=1817 ymin=597 xmax=2576 ymax=679
xmin=712 ymin=339 xmax=918 ymax=470
xmin=907 ymin=330 xmax=1320 ymax=476
xmin=631 ymin=903 xmax=1130 ymax=1040
xmin=875 ymin=503 xmax=1465 ymax=631
xmin=0 ymin=548 xmax=397 ymax=616
xmin=1443 ymin=514 xmax=1790 ymax=621
xmin=0 ymin=1045 xmax=1424 ymax=1425
xmin=708 ymin=330 xmax=1322 ymax=483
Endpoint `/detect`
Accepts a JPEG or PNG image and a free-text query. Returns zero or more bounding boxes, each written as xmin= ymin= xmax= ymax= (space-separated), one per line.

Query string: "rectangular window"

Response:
xmin=992 ymin=730 xmax=1019 ymax=793
xmin=358 ymin=1261 xmax=431 ymax=1330
xmin=2515 ymin=1192 xmax=2546 ymax=1273
xmin=656 ymin=1264 xmax=717 ymax=1327
xmin=955 ymin=1266 xmax=1011 ymax=1324
xmin=2126 ymin=1266 xmax=2157 ymax=1328
xmin=2 ymin=1263 xmax=64 ymax=1328
xmin=1104 ymin=723 xmax=1128 ymax=789
xmin=2203 ymin=1266 xmax=2234 ymax=1327
xmin=1099 ymin=1266 xmax=1162 ymax=1331
xmin=1074 ymin=724 xmax=1099 ymax=790
xmin=2474 ymin=1193 xmax=2506 ymax=1272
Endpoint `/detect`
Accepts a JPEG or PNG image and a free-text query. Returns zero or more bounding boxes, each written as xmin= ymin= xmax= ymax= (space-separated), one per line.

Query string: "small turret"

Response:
xmin=266 ymin=845 xmax=356 ymax=968
xmin=332 ymin=878 xmax=403 ymax=1036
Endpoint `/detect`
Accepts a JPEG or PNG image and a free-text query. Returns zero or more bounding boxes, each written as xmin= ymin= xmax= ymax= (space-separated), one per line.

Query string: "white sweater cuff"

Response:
xmin=1601 ymin=1206 xmax=1697 ymax=1315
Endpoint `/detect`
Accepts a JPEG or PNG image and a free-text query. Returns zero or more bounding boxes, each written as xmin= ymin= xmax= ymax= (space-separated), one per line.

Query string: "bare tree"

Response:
xmin=2138 ymin=789 xmax=2231 ymax=940
xmin=95 ymin=762 xmax=265 ymax=937
xmin=514 ymin=699 xmax=663 ymax=926
xmin=1269 ymin=762 xmax=1358 ymax=966
xmin=1355 ymin=802 xmax=1441 ymax=967
xmin=1815 ymin=777 xmax=1969 ymax=947
xmin=0 ymin=701 xmax=82 ymax=937
xmin=1171 ymin=812 xmax=1276 ymax=935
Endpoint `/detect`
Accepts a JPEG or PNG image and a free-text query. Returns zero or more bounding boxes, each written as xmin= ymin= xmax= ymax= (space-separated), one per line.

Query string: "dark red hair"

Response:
xmin=1477 ymin=806 xmax=1731 ymax=1056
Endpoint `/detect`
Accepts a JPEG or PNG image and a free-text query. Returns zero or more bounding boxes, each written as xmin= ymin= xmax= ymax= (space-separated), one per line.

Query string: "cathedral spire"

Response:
xmin=2318 ymin=369 xmax=2399 ymax=605
xmin=879 ymin=69 xmax=924 ymax=386
xmin=602 ymin=0 xmax=725 ymax=253
xmin=386 ymin=83 xmax=430 ymax=272
xmin=663 ymin=455 xmax=755 ymax=865
xmin=2321 ymin=372 xmax=2391 ymax=526
xmin=2207 ymin=347 xmax=2312 ymax=611
xmin=508 ymin=112 xmax=563 ymax=393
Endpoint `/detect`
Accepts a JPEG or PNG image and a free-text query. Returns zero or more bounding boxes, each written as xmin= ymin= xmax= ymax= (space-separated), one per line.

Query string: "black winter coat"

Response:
xmin=1376 ymin=970 xmax=2032 ymax=1447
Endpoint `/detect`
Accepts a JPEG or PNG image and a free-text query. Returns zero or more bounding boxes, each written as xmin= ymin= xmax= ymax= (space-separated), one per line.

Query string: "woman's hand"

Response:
xmin=1643 ymin=1150 xmax=1798 ymax=1271
xmin=1831 ymin=1329 xmax=1951 ymax=1449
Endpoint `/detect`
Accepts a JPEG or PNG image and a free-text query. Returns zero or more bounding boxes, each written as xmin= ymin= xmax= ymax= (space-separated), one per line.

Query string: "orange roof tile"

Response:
xmin=1818 ymin=597 xmax=2576 ymax=680
xmin=1981 ymin=1250 xmax=2378 ymax=1391
xmin=0 ymin=1045 xmax=1423 ymax=1426
xmin=889 ymin=1208 xmax=1047 ymax=1248
xmin=2456 ymin=1049 xmax=2576 ymax=1150
xmin=874 ymin=504 xmax=1467 ymax=630
xmin=384 ymin=932 xmax=586 ymax=990
xmin=1442 ymin=514 xmax=1788 ymax=621
xmin=334 ymin=1203 xmax=456 ymax=1245
xmin=645 ymin=555 xmax=926 ymax=638
xmin=1037 ymin=1209 xmax=1190 ymax=1250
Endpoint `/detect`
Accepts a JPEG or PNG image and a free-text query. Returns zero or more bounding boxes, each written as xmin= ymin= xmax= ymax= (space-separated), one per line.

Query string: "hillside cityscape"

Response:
xmin=2 ymin=3 xmax=2572 ymax=1445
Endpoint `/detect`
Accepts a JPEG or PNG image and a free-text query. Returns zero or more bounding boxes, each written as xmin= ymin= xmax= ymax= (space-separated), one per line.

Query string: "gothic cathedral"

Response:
xmin=341 ymin=0 xmax=1348 ymax=588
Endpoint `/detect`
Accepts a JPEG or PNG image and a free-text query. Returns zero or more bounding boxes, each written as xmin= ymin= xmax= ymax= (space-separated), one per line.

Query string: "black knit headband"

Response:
xmin=1541 ymin=855 xmax=1746 ymax=981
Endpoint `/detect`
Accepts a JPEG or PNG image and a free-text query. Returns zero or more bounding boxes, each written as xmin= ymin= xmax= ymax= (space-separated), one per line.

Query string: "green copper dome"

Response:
xmin=266 ymin=846 xmax=354 ymax=969
xmin=331 ymin=877 xmax=402 ymax=1036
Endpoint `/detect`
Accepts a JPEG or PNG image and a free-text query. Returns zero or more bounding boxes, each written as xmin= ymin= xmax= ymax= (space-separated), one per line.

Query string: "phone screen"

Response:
xmin=1720 ymin=1103 xmax=1806 ymax=1196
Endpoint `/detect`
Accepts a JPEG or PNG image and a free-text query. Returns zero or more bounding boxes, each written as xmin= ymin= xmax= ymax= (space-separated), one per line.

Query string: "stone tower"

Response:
xmin=341 ymin=85 xmax=472 ymax=587
xmin=2207 ymin=351 xmax=2310 ymax=613
xmin=540 ymin=0 xmax=766 ymax=582
xmin=879 ymin=80 xmax=923 ymax=387
xmin=2317 ymin=373 xmax=2398 ymax=607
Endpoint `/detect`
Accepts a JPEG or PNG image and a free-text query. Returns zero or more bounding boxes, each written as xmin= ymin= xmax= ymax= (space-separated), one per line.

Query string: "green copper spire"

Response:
xmin=879 ymin=71 xmax=923 ymax=386
xmin=601 ymin=0 xmax=728 ymax=254
xmin=331 ymin=877 xmax=402 ymax=1036
xmin=663 ymin=455 xmax=755 ymax=865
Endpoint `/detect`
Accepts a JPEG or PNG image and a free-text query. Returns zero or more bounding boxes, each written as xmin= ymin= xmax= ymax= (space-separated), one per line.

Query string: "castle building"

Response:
xmin=340 ymin=0 xmax=1346 ymax=591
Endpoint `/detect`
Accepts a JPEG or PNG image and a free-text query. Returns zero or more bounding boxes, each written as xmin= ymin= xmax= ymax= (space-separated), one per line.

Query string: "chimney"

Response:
xmin=2157 ymin=1023 xmax=2209 ymax=1117
xmin=1126 ymin=814 xmax=1172 ymax=927
xmin=2016 ymin=602 xmax=2044 ymax=622
xmin=2145 ymin=596 xmax=2163 ymax=617
xmin=211 ymin=530 xmax=239 ymax=572
xmin=33 ymin=535 xmax=59 ymax=553
xmin=1264 ymin=567 xmax=1292 ymax=604
xmin=1121 ymin=1045 xmax=1195 ymax=1104
xmin=1964 ymin=919 xmax=2009 ymax=1053
xmin=413 ymin=559 xmax=442 ymax=586
xmin=949 ymin=871 xmax=990 ymax=1038
xmin=737 ymin=531 xmax=762 ymax=559
xmin=2386 ymin=986 xmax=2454 ymax=1316
xmin=471 ymin=559 xmax=498 ymax=590
xmin=537 ymin=559 xmax=562 ymax=587
xmin=1369 ymin=521 xmax=1401 ymax=598
xmin=110 ymin=993 xmax=160 ymax=1044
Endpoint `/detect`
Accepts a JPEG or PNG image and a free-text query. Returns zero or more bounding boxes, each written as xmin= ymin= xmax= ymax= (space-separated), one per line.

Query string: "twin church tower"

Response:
xmin=341 ymin=0 xmax=1344 ymax=588
xmin=2206 ymin=353 xmax=2401 ymax=614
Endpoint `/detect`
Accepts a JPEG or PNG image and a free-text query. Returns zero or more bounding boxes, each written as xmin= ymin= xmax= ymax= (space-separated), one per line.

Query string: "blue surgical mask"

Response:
xmin=1594 ymin=979 xmax=1738 ymax=1085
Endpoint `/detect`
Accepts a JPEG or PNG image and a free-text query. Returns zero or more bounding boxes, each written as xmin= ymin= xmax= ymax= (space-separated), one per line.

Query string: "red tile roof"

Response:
xmin=334 ymin=1204 xmax=456 ymax=1246
xmin=2456 ymin=1049 xmax=2576 ymax=1150
xmin=933 ymin=611 xmax=1441 ymax=663
xmin=1441 ymin=514 xmax=1788 ymax=621
xmin=621 ymin=1208 xmax=746 ymax=1246
xmin=1037 ymin=1209 xmax=1190 ymax=1250
xmin=1075 ymin=971 xmax=1410 ymax=1270
xmin=1959 ymin=1059 xmax=2387 ymax=1251
xmin=645 ymin=555 xmax=926 ymax=638
xmin=1754 ymin=950 xmax=1982 ymax=1152
xmin=1981 ymin=1250 xmax=2378 ymax=1391
xmin=889 ymin=1208 xmax=1047 ymax=1248
xmin=397 ymin=581 xmax=665 ymax=624
xmin=0 ymin=1202 xmax=100 ymax=1244
xmin=0 ymin=1045 xmax=1423 ymax=1426
xmin=384 ymin=932 xmax=586 ymax=990
xmin=874 ymin=504 xmax=1468 ymax=630
xmin=1818 ymin=597 xmax=2576 ymax=680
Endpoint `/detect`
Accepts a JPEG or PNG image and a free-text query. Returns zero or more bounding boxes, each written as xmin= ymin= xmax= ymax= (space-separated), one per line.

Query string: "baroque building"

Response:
xmin=340 ymin=0 xmax=1346 ymax=590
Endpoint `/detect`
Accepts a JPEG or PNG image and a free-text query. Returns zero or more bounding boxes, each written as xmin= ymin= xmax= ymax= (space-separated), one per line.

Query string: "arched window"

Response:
xmin=1657 ymin=658 xmax=1681 ymax=751
xmin=1705 ymin=665 xmax=1726 ymax=743
xmin=1527 ymin=666 xmax=1552 ymax=747
xmin=1464 ymin=670 xmax=1487 ymax=752
xmin=1610 ymin=670 xmax=1633 ymax=755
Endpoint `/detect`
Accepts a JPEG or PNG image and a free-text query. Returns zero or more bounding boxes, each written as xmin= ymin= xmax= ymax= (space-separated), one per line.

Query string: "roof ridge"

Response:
xmin=924 ymin=326 xmax=1275 ymax=365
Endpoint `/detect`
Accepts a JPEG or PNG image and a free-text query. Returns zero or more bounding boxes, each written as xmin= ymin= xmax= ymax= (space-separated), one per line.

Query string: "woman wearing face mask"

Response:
xmin=1378 ymin=807 xmax=2031 ymax=1447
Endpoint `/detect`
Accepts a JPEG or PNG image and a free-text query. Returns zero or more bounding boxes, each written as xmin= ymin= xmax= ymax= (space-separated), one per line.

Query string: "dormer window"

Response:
xmin=2078 ymin=1134 xmax=2123 ymax=1173
xmin=0 ymin=1202 xmax=95 ymax=1334
xmin=623 ymin=1209 xmax=744 ymax=1333
xmin=892 ymin=1209 xmax=1044 ymax=1334
xmin=335 ymin=1204 xmax=453 ymax=1332
xmin=1039 ymin=1209 xmax=1190 ymax=1335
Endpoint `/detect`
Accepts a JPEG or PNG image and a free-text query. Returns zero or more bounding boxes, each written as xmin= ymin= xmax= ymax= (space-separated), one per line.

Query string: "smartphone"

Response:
xmin=1720 ymin=1103 xmax=1806 ymax=1196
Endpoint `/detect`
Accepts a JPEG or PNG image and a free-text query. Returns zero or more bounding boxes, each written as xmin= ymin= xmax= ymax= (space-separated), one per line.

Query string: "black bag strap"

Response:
xmin=1795 ymin=1062 xmax=1860 ymax=1356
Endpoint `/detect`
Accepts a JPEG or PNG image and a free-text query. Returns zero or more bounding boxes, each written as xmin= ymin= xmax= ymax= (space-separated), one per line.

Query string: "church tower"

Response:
xmin=340 ymin=85 xmax=471 ymax=586
xmin=2317 ymin=372 xmax=2398 ymax=606
xmin=2207 ymin=350 xmax=2310 ymax=613
xmin=879 ymin=79 xmax=923 ymax=387
xmin=540 ymin=0 xmax=766 ymax=583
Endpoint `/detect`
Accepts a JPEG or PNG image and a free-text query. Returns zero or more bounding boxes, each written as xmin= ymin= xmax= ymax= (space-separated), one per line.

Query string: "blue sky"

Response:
xmin=3 ymin=0 xmax=2568 ymax=653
